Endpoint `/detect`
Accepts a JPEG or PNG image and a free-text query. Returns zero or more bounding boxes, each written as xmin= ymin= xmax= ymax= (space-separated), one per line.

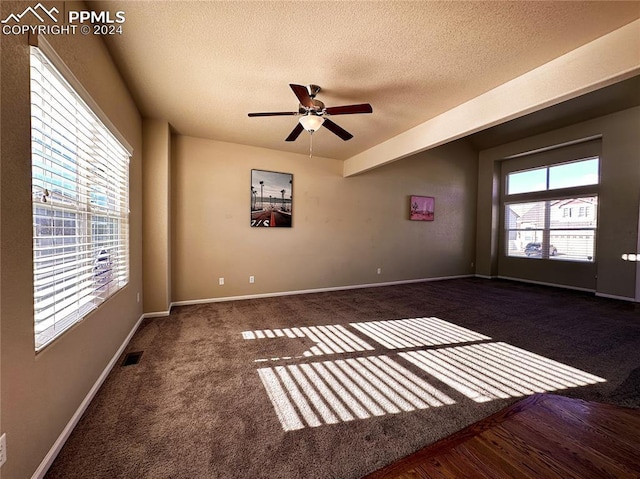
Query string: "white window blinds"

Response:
xmin=30 ymin=45 xmax=130 ymax=351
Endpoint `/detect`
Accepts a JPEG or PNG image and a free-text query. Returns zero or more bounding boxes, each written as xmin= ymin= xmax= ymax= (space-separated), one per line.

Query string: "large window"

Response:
xmin=30 ymin=45 xmax=130 ymax=350
xmin=504 ymin=158 xmax=599 ymax=262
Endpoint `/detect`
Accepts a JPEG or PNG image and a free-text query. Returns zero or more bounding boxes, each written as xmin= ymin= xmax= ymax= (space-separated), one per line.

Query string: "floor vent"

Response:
xmin=122 ymin=351 xmax=143 ymax=366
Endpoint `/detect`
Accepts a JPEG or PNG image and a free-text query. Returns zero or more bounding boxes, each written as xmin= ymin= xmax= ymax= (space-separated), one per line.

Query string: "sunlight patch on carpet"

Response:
xmin=242 ymin=324 xmax=374 ymax=361
xmin=250 ymin=317 xmax=606 ymax=430
xmin=351 ymin=317 xmax=491 ymax=349
xmin=258 ymin=355 xmax=455 ymax=431
xmin=401 ymin=342 xmax=606 ymax=403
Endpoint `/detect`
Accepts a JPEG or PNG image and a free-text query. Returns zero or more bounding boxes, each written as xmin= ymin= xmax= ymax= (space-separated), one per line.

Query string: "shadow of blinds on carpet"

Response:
xmin=245 ymin=317 xmax=606 ymax=431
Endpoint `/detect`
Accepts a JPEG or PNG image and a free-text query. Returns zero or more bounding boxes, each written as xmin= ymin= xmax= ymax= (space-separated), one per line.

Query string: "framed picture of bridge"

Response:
xmin=410 ymin=195 xmax=435 ymax=221
xmin=251 ymin=169 xmax=293 ymax=227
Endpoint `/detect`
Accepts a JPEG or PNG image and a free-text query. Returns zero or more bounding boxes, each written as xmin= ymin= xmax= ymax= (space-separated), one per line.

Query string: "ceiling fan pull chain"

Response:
xmin=309 ymin=132 xmax=313 ymax=159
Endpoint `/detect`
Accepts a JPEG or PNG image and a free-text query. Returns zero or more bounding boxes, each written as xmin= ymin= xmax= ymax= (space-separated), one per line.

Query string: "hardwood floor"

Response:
xmin=363 ymin=394 xmax=640 ymax=479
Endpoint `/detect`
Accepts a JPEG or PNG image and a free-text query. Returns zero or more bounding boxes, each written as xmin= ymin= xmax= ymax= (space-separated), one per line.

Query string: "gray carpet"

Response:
xmin=45 ymin=278 xmax=640 ymax=478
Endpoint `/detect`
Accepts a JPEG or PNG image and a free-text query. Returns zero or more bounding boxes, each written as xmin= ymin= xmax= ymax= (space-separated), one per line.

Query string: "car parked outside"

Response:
xmin=524 ymin=242 xmax=558 ymax=257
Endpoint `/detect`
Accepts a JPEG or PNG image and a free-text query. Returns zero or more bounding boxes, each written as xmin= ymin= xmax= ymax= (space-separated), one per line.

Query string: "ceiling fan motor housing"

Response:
xmin=298 ymin=99 xmax=325 ymax=114
xmin=299 ymin=84 xmax=325 ymax=113
xmin=307 ymin=84 xmax=321 ymax=98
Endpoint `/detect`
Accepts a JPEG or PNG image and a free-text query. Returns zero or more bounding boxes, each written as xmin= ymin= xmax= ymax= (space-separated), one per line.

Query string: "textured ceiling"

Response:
xmin=93 ymin=1 xmax=640 ymax=160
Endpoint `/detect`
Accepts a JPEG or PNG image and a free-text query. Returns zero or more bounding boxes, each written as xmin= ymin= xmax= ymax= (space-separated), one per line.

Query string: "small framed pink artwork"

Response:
xmin=410 ymin=195 xmax=434 ymax=221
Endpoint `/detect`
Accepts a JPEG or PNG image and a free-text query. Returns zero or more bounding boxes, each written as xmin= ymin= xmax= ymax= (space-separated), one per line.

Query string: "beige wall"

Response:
xmin=476 ymin=107 xmax=640 ymax=298
xmin=171 ymin=135 xmax=478 ymax=302
xmin=142 ymin=119 xmax=171 ymax=314
xmin=0 ymin=2 xmax=143 ymax=477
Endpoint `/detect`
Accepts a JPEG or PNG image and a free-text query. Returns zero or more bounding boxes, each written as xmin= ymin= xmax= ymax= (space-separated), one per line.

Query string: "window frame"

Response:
xmin=501 ymin=145 xmax=600 ymax=263
xmin=30 ymin=35 xmax=133 ymax=351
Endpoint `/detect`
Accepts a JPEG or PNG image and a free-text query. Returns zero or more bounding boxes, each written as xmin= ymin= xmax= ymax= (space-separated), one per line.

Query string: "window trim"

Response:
xmin=500 ymin=144 xmax=600 ymax=264
xmin=501 ymin=137 xmax=601 ymax=167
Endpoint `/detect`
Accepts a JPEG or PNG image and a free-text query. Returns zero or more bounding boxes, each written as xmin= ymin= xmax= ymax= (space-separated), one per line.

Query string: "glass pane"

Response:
xmin=505 ymin=201 xmax=546 ymax=229
xmin=505 ymin=201 xmax=546 ymax=258
xmin=549 ymin=158 xmax=599 ymax=190
xmin=506 ymin=230 xmax=544 ymax=258
xmin=507 ymin=168 xmax=547 ymax=195
xmin=549 ymin=230 xmax=596 ymax=262
xmin=549 ymin=196 xmax=597 ymax=228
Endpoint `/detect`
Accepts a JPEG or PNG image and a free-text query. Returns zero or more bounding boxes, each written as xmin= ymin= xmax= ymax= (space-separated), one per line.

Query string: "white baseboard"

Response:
xmin=142 ymin=310 xmax=171 ymax=319
xmin=595 ymin=292 xmax=636 ymax=302
xmin=474 ymin=274 xmax=496 ymax=279
xmin=32 ymin=313 xmax=145 ymax=479
xmin=170 ymin=275 xmax=474 ymax=308
xmin=498 ymin=276 xmax=638 ymax=302
xmin=498 ymin=275 xmax=595 ymax=293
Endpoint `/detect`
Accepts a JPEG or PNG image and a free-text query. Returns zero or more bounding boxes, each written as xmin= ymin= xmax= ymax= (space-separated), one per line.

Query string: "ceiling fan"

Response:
xmin=248 ymin=84 xmax=373 ymax=142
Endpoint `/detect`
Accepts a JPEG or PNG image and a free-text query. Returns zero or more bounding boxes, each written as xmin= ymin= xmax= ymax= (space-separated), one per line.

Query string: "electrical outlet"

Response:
xmin=136 ymin=292 xmax=140 ymax=303
xmin=249 ymin=276 xmax=255 ymax=284
xmin=0 ymin=433 xmax=7 ymax=467
xmin=377 ymin=268 xmax=382 ymax=274
xmin=219 ymin=277 xmax=224 ymax=285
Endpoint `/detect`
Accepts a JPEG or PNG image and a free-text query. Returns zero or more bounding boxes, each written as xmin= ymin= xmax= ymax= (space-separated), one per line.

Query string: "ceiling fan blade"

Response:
xmin=285 ymin=122 xmax=305 ymax=142
xmin=323 ymin=118 xmax=353 ymax=141
xmin=248 ymin=112 xmax=297 ymax=117
xmin=325 ymin=103 xmax=373 ymax=115
xmin=290 ymin=84 xmax=314 ymax=108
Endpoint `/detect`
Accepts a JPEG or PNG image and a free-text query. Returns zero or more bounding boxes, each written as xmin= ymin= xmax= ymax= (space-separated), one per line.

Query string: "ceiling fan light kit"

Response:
xmin=248 ymin=83 xmax=373 ymax=146
xmin=298 ymin=114 xmax=325 ymax=132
